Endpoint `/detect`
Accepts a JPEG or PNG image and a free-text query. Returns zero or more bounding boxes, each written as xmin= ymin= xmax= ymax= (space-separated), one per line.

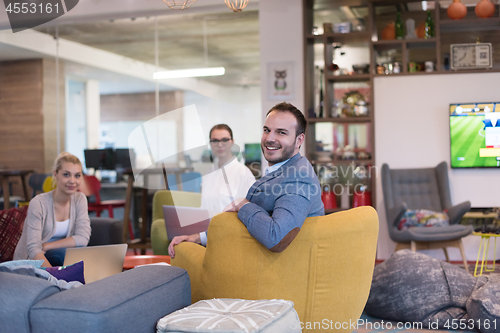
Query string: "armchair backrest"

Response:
xmin=195 ymin=207 xmax=379 ymax=330
xmin=382 ymin=161 xmax=452 ymax=213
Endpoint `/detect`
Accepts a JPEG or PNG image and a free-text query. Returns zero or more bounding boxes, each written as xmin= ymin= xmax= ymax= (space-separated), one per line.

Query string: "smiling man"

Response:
xmin=224 ymin=102 xmax=324 ymax=252
xmin=168 ymin=102 xmax=324 ymax=257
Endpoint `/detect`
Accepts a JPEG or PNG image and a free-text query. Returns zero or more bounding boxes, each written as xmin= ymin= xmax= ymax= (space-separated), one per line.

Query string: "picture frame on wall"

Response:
xmin=267 ymin=61 xmax=295 ymax=101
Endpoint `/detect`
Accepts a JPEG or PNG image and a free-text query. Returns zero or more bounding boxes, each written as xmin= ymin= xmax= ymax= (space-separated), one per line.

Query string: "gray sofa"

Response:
xmin=0 ymin=264 xmax=191 ymax=333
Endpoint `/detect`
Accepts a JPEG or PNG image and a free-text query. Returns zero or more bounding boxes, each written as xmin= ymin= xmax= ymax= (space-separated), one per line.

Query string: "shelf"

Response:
xmin=324 ymin=31 xmax=372 ymax=43
xmin=372 ymin=68 xmax=500 ymax=77
xmin=308 ymin=117 xmax=371 ymax=123
xmin=325 ymin=73 xmax=371 ymax=81
xmin=406 ymin=38 xmax=437 ymax=49
xmin=306 ymin=31 xmax=372 ymax=43
xmin=372 ymin=39 xmax=403 ymax=46
xmin=305 ymin=34 xmax=324 ymax=43
xmin=372 ymin=38 xmax=436 ymax=48
xmin=440 ymin=17 xmax=500 ymax=33
xmin=438 ymin=68 xmax=500 ymax=75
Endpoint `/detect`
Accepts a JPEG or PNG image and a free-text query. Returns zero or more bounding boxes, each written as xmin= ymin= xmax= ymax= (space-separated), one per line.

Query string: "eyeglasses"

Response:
xmin=209 ymin=138 xmax=232 ymax=144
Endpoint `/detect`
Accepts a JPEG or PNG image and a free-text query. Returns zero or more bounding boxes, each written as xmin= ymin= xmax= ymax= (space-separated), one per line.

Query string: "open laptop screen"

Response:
xmin=163 ymin=206 xmax=211 ymax=240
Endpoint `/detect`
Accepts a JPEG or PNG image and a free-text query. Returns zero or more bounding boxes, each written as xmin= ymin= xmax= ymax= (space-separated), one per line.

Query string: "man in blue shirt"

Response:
xmin=169 ymin=102 xmax=324 ymax=257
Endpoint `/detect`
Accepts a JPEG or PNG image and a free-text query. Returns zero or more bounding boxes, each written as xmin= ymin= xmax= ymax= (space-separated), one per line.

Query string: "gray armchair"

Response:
xmin=88 ymin=217 xmax=123 ymax=246
xmin=381 ymin=161 xmax=472 ymax=271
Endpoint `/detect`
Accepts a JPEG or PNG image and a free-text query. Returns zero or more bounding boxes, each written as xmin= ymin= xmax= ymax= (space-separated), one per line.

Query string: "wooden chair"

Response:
xmin=83 ymin=175 xmax=126 ymax=219
xmin=42 ymin=176 xmax=56 ymax=192
xmin=28 ymin=173 xmax=49 ymax=199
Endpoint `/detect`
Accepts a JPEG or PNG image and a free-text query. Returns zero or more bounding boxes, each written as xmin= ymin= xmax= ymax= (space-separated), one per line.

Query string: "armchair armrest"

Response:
xmin=171 ymin=242 xmax=206 ymax=303
xmin=0 ymin=270 xmax=60 ymax=333
xmin=445 ymin=201 xmax=471 ymax=224
xmin=88 ymin=217 xmax=123 ymax=246
xmin=387 ymin=202 xmax=407 ymax=227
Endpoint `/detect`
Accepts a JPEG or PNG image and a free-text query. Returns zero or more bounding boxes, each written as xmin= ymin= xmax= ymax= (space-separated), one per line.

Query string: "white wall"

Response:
xmin=65 ymin=79 xmax=87 ymax=165
xmin=375 ymin=72 xmax=500 ymax=261
xmin=86 ymin=80 xmax=100 ymax=149
xmin=259 ymin=0 xmax=305 ymax=169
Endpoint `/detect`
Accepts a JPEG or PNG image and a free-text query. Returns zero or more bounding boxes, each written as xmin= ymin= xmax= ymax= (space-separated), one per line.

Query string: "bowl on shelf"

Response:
xmin=352 ymin=63 xmax=369 ymax=74
xmin=316 ymin=151 xmax=333 ymax=162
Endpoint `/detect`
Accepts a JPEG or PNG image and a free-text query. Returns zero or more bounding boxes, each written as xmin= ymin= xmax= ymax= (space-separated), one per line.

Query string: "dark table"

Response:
xmin=0 ymin=169 xmax=33 ymax=210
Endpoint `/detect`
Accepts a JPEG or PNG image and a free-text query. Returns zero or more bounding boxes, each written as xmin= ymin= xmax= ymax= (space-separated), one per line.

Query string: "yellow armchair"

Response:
xmin=151 ymin=190 xmax=201 ymax=255
xmin=172 ymin=206 xmax=379 ymax=332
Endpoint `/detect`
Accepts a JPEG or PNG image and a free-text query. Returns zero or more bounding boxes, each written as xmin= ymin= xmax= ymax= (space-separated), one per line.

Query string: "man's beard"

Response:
xmin=261 ymin=141 xmax=296 ymax=164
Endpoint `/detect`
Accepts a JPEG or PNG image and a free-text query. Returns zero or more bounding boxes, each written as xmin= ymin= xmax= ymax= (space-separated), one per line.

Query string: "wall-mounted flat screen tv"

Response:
xmin=450 ymin=102 xmax=500 ymax=168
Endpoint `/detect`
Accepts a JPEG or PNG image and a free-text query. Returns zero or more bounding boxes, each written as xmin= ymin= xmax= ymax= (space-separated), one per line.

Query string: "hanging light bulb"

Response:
xmin=161 ymin=0 xmax=197 ymax=10
xmin=224 ymin=0 xmax=249 ymax=12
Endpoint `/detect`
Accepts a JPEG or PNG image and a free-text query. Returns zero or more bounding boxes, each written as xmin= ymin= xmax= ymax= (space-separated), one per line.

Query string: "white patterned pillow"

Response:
xmin=157 ymin=298 xmax=301 ymax=333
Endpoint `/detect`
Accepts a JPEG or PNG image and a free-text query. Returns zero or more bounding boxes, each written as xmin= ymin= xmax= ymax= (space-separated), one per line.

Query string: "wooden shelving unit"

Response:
xmin=303 ymin=0 xmax=500 ymax=212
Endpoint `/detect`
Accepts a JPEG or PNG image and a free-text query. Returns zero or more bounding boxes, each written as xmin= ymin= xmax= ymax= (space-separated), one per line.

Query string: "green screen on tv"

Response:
xmin=450 ymin=102 xmax=500 ymax=168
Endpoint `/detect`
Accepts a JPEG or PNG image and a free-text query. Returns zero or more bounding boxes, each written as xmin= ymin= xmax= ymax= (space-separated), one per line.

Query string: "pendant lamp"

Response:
xmin=161 ymin=0 xmax=197 ymax=10
xmin=224 ymin=0 xmax=249 ymax=12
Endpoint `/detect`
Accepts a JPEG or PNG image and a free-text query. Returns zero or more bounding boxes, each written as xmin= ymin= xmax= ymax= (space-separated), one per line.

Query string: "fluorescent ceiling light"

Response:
xmin=153 ymin=67 xmax=225 ymax=79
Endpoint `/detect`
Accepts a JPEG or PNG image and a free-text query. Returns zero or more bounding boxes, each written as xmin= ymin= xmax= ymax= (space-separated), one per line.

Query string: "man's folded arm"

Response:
xmin=238 ymin=189 xmax=311 ymax=252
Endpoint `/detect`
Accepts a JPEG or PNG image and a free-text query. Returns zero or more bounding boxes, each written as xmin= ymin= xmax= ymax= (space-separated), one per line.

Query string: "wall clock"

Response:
xmin=450 ymin=43 xmax=492 ymax=70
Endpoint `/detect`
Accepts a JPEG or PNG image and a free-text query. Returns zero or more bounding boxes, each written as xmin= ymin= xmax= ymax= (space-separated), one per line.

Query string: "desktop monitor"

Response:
xmin=115 ymin=148 xmax=135 ymax=170
xmin=84 ymin=148 xmax=115 ymax=170
xmin=244 ymin=143 xmax=262 ymax=164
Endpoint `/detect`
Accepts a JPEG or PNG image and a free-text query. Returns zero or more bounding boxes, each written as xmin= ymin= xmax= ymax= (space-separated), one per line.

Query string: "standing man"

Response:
xmin=168 ymin=102 xmax=324 ymax=257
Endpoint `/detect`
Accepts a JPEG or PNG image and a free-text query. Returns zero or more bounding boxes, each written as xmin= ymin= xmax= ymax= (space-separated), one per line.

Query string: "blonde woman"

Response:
xmin=14 ymin=152 xmax=91 ymax=267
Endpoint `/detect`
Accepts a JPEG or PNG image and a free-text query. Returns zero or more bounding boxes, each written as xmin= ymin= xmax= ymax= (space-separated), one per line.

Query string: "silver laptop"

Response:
xmin=64 ymin=244 xmax=128 ymax=283
xmin=163 ymin=206 xmax=211 ymax=241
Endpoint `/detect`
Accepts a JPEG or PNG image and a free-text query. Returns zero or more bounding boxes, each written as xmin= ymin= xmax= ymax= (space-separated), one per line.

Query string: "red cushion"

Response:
xmin=0 ymin=206 xmax=28 ymax=262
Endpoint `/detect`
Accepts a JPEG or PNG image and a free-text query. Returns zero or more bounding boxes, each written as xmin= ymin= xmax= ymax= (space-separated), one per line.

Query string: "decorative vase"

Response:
xmin=475 ymin=0 xmax=495 ymax=18
xmin=415 ymin=22 xmax=426 ymax=38
xmin=447 ymin=0 xmax=467 ymax=20
xmin=381 ymin=23 xmax=396 ymax=40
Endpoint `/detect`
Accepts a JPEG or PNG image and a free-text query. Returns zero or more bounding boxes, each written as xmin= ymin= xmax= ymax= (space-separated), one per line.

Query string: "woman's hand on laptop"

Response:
xmin=168 ymin=233 xmax=201 ymax=258
xmin=222 ymin=198 xmax=250 ymax=212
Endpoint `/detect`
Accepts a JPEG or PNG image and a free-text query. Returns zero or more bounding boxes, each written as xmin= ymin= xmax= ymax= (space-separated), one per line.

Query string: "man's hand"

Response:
xmin=223 ymin=198 xmax=250 ymax=212
xmin=168 ymin=233 xmax=201 ymax=258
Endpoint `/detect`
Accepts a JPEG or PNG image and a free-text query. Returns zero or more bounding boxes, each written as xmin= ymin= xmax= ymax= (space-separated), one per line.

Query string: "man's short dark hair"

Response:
xmin=266 ymin=102 xmax=307 ymax=137
xmin=209 ymin=124 xmax=233 ymax=140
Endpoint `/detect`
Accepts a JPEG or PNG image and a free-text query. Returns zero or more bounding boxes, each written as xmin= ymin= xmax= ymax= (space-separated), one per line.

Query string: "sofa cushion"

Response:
xmin=0 ymin=206 xmax=28 ymax=262
xmin=30 ymin=265 xmax=191 ymax=333
xmin=398 ymin=209 xmax=449 ymax=230
xmin=365 ymin=250 xmax=482 ymax=328
xmin=157 ymin=299 xmax=301 ymax=333
xmin=466 ymin=279 xmax=500 ymax=333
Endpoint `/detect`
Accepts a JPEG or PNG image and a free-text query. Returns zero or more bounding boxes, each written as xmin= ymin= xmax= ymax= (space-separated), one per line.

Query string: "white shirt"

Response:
xmin=265 ymin=158 xmax=291 ymax=176
xmin=49 ymin=218 xmax=70 ymax=242
xmin=199 ymin=157 xmax=256 ymax=245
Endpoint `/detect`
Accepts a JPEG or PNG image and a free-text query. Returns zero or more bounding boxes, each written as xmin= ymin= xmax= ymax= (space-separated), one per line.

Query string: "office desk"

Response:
xmin=0 ymin=169 xmax=33 ymax=210
xmin=122 ymin=167 xmax=192 ymax=254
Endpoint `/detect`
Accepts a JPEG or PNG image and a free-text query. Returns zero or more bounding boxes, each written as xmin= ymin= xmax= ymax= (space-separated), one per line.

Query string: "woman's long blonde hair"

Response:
xmin=52 ymin=152 xmax=82 ymax=186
